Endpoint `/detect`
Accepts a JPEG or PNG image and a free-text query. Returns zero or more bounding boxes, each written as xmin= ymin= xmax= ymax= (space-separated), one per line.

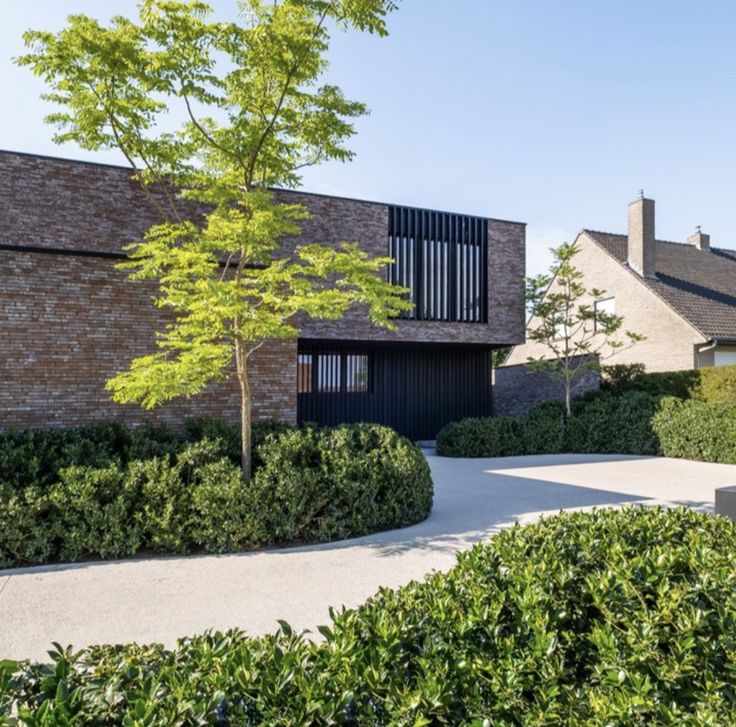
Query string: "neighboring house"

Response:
xmin=506 ymin=193 xmax=736 ymax=373
xmin=0 ymin=150 xmax=526 ymax=440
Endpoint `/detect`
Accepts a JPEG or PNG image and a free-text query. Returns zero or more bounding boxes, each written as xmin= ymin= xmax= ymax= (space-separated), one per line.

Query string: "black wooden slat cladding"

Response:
xmin=297 ymin=343 xmax=493 ymax=441
xmin=387 ymin=206 xmax=488 ymax=323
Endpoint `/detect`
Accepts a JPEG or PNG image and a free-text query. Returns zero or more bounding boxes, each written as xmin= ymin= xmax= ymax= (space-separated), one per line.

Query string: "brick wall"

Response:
xmin=493 ymin=358 xmax=599 ymax=417
xmin=0 ymin=251 xmax=296 ymax=429
xmin=275 ymin=192 xmax=526 ymax=346
xmin=506 ymin=231 xmax=706 ymax=372
xmin=0 ymin=150 xmax=525 ymax=429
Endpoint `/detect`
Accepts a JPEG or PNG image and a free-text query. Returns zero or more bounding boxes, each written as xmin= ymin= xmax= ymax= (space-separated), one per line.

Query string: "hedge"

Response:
xmin=602 ymin=362 xmax=736 ymax=403
xmin=653 ymin=398 xmax=736 ymax=464
xmin=437 ymin=389 xmax=736 ymax=461
xmin=0 ymin=421 xmax=432 ymax=569
xmin=3 ymin=508 xmax=735 ymax=724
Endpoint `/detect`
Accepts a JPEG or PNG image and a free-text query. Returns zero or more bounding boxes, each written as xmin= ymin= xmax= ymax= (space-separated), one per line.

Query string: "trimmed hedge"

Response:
xmin=3 ymin=508 xmax=735 ymax=724
xmin=245 ymin=424 xmax=433 ymax=544
xmin=566 ymin=391 xmax=662 ymax=455
xmin=653 ymin=398 xmax=736 ymax=464
xmin=0 ymin=421 xmax=432 ymax=569
xmin=437 ymin=389 xmax=736 ymax=461
xmin=602 ymin=362 xmax=736 ymax=403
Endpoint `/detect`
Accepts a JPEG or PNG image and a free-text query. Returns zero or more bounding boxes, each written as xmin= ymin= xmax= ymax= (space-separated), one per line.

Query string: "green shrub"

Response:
xmin=247 ymin=424 xmax=433 ymax=544
xmin=0 ymin=421 xmax=430 ymax=568
xmin=185 ymin=418 xmax=294 ymax=468
xmin=696 ymin=364 xmax=736 ymax=404
xmin=0 ymin=421 xmax=179 ymax=493
xmin=0 ymin=485 xmax=54 ymax=569
xmin=436 ymin=415 xmax=521 ymax=457
xmin=601 ymin=363 xmax=699 ymax=399
xmin=653 ymin=397 xmax=736 ymax=464
xmin=189 ymin=460 xmax=252 ymax=553
xmin=436 ymin=404 xmax=567 ymax=458
xmin=602 ymin=362 xmax=736 ymax=404
xmin=0 ymin=423 xmax=127 ymax=492
xmin=127 ymin=421 xmax=182 ymax=462
xmin=131 ymin=440 xmax=229 ymax=554
xmin=3 ymin=508 xmax=735 ymax=724
xmin=567 ymin=390 xmax=663 ymax=455
xmin=49 ymin=463 xmax=141 ymax=561
xmin=517 ymin=400 xmax=567 ymax=453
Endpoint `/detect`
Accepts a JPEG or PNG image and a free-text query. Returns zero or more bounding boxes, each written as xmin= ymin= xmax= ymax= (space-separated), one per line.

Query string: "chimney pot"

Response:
xmin=688 ymin=227 xmax=710 ymax=251
xmin=628 ymin=194 xmax=656 ymax=277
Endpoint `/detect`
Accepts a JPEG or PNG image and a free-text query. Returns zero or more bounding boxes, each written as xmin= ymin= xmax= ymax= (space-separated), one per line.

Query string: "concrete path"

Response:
xmin=2 ymin=452 xmax=735 ymax=662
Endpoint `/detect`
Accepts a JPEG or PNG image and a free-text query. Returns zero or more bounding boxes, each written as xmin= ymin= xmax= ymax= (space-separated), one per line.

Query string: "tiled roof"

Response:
xmin=583 ymin=230 xmax=736 ymax=342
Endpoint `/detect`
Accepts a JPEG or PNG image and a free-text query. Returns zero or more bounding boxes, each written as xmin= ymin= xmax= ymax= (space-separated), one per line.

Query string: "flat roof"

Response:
xmin=0 ymin=148 xmax=526 ymax=227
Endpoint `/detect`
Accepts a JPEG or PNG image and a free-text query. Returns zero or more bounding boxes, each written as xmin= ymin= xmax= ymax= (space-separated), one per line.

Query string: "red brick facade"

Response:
xmin=0 ymin=150 xmax=525 ymax=430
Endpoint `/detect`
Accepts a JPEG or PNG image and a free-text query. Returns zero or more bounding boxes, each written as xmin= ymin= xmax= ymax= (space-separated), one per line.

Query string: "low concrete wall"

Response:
xmin=493 ymin=358 xmax=600 ymax=417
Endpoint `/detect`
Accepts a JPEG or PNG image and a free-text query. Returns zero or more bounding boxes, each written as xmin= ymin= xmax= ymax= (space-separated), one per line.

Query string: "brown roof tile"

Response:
xmin=583 ymin=230 xmax=736 ymax=342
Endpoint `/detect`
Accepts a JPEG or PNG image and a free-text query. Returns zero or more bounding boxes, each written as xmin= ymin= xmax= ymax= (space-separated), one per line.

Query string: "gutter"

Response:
xmin=696 ymin=339 xmax=718 ymax=368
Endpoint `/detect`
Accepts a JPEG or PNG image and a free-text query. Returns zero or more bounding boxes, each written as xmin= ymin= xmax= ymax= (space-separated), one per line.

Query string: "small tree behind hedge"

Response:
xmin=526 ymin=242 xmax=644 ymax=416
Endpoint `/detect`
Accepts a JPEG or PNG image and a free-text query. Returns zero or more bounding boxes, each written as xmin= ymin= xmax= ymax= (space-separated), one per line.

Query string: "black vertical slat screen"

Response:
xmin=388 ymin=207 xmax=488 ymax=323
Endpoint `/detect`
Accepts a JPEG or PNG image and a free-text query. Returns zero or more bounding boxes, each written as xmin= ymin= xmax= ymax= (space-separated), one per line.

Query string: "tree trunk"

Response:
xmin=235 ymin=338 xmax=252 ymax=482
xmin=565 ymin=382 xmax=572 ymax=418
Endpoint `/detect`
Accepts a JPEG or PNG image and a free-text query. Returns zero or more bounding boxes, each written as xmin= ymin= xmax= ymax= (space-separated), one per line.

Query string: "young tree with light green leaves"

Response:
xmin=18 ymin=0 xmax=411 ymax=481
xmin=526 ymin=242 xmax=644 ymax=417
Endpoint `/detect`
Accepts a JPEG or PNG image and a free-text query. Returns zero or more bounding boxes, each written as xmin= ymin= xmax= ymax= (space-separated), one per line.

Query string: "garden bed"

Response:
xmin=0 ymin=419 xmax=433 ymax=569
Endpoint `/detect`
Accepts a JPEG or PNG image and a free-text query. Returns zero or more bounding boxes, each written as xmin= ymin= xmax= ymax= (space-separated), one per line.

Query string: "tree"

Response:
xmin=525 ymin=242 xmax=644 ymax=417
xmin=19 ymin=0 xmax=412 ymax=481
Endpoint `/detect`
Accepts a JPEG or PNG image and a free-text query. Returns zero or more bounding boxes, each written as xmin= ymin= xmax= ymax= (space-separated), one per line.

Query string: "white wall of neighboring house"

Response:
xmin=506 ymin=232 xmax=706 ymax=373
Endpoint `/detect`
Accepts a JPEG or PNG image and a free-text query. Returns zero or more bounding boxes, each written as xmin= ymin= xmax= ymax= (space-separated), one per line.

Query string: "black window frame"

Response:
xmin=297 ymin=350 xmax=371 ymax=394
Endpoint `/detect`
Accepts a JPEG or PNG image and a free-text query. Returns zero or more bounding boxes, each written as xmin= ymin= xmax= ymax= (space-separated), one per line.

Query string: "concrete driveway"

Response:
xmin=2 ymin=451 xmax=735 ymax=662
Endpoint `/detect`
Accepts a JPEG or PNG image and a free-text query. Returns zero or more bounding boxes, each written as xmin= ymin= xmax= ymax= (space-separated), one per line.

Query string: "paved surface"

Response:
xmin=2 ymin=452 xmax=736 ymax=662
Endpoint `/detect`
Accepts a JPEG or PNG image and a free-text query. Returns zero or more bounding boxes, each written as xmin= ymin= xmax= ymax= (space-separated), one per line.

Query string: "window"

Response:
xmin=345 ymin=354 xmax=369 ymax=392
xmin=714 ymin=349 xmax=736 ymax=366
xmin=594 ymin=297 xmax=615 ymax=333
xmin=297 ymin=351 xmax=370 ymax=394
xmin=553 ymin=321 xmax=567 ymax=341
xmin=297 ymin=353 xmax=313 ymax=393
xmin=388 ymin=206 xmax=488 ymax=323
xmin=317 ymin=353 xmax=341 ymax=392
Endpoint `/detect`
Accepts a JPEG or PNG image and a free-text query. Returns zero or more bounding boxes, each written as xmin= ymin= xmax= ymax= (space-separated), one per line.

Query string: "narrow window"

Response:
xmin=317 ymin=353 xmax=341 ymax=392
xmin=345 ymin=354 xmax=369 ymax=392
xmin=297 ymin=353 xmax=313 ymax=393
xmin=594 ymin=297 xmax=616 ymax=333
xmin=553 ymin=321 xmax=567 ymax=341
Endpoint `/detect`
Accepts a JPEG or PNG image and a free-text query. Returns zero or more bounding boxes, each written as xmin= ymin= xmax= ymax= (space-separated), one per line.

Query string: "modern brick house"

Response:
xmin=0 ymin=150 xmax=526 ymax=439
xmin=506 ymin=194 xmax=736 ymax=373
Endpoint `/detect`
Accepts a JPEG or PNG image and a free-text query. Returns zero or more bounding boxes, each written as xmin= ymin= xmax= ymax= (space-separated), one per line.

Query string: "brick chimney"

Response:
xmin=627 ymin=191 xmax=656 ymax=278
xmin=688 ymin=226 xmax=710 ymax=251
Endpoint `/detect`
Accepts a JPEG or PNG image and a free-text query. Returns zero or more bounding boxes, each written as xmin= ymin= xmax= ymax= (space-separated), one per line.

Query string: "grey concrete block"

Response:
xmin=715 ymin=485 xmax=736 ymax=521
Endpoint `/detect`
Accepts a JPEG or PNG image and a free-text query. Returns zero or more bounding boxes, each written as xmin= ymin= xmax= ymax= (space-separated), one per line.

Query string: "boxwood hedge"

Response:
xmin=0 ymin=421 xmax=432 ymax=569
xmin=2 ymin=507 xmax=735 ymax=724
xmin=437 ymin=384 xmax=736 ymax=463
xmin=602 ymin=362 xmax=736 ymax=403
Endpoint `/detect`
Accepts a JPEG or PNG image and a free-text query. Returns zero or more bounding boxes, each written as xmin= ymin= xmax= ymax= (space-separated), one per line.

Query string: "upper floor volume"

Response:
xmin=0 ymin=149 xmax=527 ymax=350
xmin=0 ymin=148 xmax=527 ymax=438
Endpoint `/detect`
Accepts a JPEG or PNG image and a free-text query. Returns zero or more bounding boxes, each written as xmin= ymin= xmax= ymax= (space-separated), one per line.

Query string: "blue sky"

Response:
xmin=3 ymin=1 xmax=736 ymax=275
